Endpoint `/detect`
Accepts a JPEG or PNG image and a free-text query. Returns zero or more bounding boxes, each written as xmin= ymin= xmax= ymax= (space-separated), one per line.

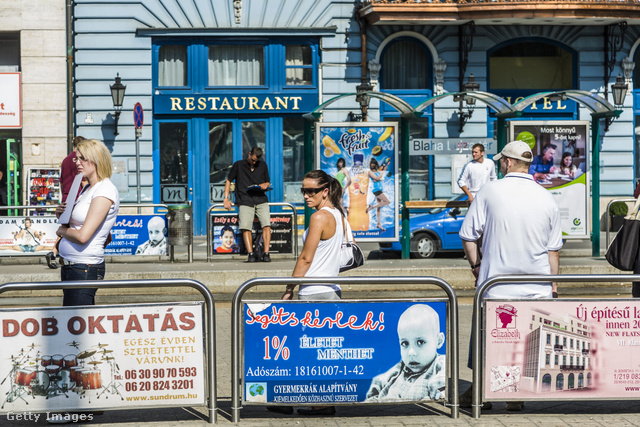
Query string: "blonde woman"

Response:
xmin=55 ymin=139 xmax=120 ymax=306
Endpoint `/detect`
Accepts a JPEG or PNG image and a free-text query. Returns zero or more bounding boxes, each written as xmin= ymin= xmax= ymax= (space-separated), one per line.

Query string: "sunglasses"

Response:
xmin=73 ymin=155 xmax=88 ymax=163
xmin=300 ymin=186 xmax=326 ymax=196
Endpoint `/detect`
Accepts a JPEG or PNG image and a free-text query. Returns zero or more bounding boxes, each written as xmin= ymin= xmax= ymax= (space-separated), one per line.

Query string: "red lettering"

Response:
xmin=88 ymin=316 xmax=106 ymax=334
xmin=179 ymin=312 xmax=195 ymax=330
xmin=107 ymin=315 xmax=123 ymax=333
xmin=3 ymin=319 xmax=19 ymax=337
xmin=143 ymin=313 xmax=159 ymax=331
xmin=125 ymin=315 xmax=143 ymax=333
xmin=21 ymin=318 xmax=39 ymax=336
xmin=42 ymin=317 xmax=58 ymax=336
xmin=68 ymin=316 xmax=85 ymax=335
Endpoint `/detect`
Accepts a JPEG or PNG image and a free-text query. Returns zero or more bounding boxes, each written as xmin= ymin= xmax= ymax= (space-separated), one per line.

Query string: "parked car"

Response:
xmin=379 ymin=194 xmax=468 ymax=258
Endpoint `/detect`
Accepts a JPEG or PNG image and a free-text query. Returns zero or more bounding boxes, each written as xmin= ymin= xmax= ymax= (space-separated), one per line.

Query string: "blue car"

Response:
xmin=379 ymin=194 xmax=469 ymax=258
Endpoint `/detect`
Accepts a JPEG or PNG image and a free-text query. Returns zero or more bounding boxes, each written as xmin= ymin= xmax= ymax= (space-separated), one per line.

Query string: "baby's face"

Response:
xmin=148 ymin=224 xmax=164 ymax=245
xmin=398 ymin=317 xmax=440 ymax=373
xmin=221 ymin=230 xmax=235 ymax=248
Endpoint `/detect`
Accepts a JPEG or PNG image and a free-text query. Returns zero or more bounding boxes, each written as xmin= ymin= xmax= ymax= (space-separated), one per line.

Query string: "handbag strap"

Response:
xmin=626 ymin=197 xmax=640 ymax=220
xmin=340 ymin=214 xmax=354 ymax=244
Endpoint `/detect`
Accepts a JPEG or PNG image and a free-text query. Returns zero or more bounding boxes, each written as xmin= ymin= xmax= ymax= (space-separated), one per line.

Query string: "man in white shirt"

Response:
xmin=458 ymin=140 xmax=563 ymax=411
xmin=457 ymin=144 xmax=497 ymax=203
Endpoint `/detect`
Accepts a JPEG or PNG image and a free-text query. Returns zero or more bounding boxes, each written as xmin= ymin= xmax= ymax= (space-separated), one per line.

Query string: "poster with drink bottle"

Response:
xmin=316 ymin=123 xmax=399 ymax=242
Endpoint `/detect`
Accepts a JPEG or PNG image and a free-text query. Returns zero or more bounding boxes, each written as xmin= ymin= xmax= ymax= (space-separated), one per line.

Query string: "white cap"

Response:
xmin=493 ymin=140 xmax=533 ymax=162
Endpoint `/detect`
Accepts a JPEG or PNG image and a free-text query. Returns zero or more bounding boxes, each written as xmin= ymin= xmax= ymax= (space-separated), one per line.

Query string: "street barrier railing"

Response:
xmin=206 ymin=202 xmax=299 ymax=262
xmin=231 ymin=276 xmax=460 ymax=423
xmin=471 ymin=274 xmax=640 ymax=419
xmin=0 ymin=279 xmax=217 ymax=424
xmin=605 ymin=198 xmax=636 ymax=249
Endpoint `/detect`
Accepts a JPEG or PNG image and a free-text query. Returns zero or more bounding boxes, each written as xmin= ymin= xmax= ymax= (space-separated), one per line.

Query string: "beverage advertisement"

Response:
xmin=510 ymin=121 xmax=590 ymax=238
xmin=0 ymin=302 xmax=205 ymax=414
xmin=243 ymin=300 xmax=448 ymax=404
xmin=316 ymin=123 xmax=399 ymax=242
xmin=105 ymin=215 xmax=168 ymax=256
xmin=484 ymin=299 xmax=640 ymax=400
xmin=210 ymin=213 xmax=294 ymax=255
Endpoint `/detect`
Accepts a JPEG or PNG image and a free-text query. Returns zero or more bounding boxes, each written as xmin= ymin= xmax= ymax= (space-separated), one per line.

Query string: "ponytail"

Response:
xmin=304 ymin=169 xmax=345 ymax=217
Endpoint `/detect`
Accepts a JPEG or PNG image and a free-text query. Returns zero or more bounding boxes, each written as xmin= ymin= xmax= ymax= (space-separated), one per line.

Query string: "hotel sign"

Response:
xmin=154 ymin=93 xmax=317 ymax=115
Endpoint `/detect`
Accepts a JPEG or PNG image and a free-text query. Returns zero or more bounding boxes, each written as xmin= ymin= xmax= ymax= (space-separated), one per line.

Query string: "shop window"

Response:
xmin=282 ymin=118 xmax=305 ymax=204
xmin=159 ymin=123 xmax=188 ymax=186
xmin=489 ymin=41 xmax=573 ymax=90
xmin=285 ymin=45 xmax=312 ymax=86
xmin=382 ymin=39 xmax=429 ymax=90
xmin=209 ymin=122 xmax=233 ymax=202
xmin=159 ymin=45 xmax=187 ymax=87
xmin=208 ymin=45 xmax=264 ymax=86
xmin=0 ymin=32 xmax=20 ymax=71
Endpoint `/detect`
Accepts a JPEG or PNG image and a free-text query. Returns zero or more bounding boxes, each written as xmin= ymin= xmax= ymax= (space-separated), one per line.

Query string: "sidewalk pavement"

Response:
xmin=2 ymin=236 xmax=640 ymax=425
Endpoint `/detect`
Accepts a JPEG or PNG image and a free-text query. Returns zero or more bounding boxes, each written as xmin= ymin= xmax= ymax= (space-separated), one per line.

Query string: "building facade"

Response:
xmin=0 ymin=0 xmax=67 ymax=210
xmin=69 ymin=0 xmax=640 ymax=235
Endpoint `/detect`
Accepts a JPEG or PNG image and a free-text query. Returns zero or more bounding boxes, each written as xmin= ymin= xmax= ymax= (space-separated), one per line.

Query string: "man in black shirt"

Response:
xmin=223 ymin=147 xmax=272 ymax=262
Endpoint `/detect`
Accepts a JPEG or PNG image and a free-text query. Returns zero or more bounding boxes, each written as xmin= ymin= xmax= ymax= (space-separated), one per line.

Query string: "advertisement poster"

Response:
xmin=0 ymin=73 xmax=21 ymax=128
xmin=511 ymin=121 xmax=590 ymax=238
xmin=243 ymin=300 xmax=447 ymax=404
xmin=0 ymin=216 xmax=58 ymax=256
xmin=210 ymin=213 xmax=293 ymax=255
xmin=484 ymin=299 xmax=640 ymax=400
xmin=105 ymin=215 xmax=168 ymax=256
xmin=316 ymin=123 xmax=399 ymax=242
xmin=0 ymin=302 xmax=205 ymax=413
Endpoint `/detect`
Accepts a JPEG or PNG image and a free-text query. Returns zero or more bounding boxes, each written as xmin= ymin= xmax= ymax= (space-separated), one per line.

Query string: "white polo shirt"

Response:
xmin=457 ymin=158 xmax=497 ymax=196
xmin=459 ymin=172 xmax=563 ymax=299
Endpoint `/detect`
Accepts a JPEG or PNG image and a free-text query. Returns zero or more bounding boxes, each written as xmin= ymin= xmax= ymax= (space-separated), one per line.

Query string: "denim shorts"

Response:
xmin=61 ymin=261 xmax=105 ymax=306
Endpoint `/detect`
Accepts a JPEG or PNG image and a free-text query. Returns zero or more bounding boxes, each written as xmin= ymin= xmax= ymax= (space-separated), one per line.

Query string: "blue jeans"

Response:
xmin=61 ymin=262 xmax=105 ymax=306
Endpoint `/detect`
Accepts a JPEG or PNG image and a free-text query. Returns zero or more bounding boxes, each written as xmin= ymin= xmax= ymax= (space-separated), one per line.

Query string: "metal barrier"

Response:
xmin=206 ymin=202 xmax=299 ymax=262
xmin=0 ymin=278 xmax=217 ymax=424
xmin=231 ymin=276 xmax=460 ymax=423
xmin=605 ymin=198 xmax=636 ymax=249
xmin=470 ymin=273 xmax=640 ymax=419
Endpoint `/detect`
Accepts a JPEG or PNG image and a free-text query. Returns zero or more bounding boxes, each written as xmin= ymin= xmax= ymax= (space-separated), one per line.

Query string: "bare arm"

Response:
xmin=549 ymin=250 xmax=560 ymax=297
xmin=282 ymin=210 xmax=334 ymax=299
xmin=223 ymin=180 xmax=232 ymax=210
xmin=460 ymin=186 xmax=474 ymax=203
xmin=462 ymin=239 xmax=482 ymax=282
xmin=56 ymin=197 xmax=113 ymax=244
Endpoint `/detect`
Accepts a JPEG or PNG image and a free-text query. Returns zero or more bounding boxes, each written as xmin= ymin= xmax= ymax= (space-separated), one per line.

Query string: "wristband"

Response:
xmin=470 ymin=262 xmax=481 ymax=269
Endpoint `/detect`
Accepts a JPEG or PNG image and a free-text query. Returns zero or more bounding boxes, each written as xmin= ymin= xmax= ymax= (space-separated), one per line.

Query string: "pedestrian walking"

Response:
xmin=223 ymin=147 xmax=272 ymax=262
xmin=457 ymin=143 xmax=496 ymax=203
xmin=458 ymin=140 xmax=563 ymax=411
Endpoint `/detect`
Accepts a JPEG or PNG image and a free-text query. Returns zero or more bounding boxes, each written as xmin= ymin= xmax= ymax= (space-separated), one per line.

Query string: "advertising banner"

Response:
xmin=243 ymin=300 xmax=447 ymax=404
xmin=0 ymin=73 xmax=21 ymax=128
xmin=0 ymin=216 xmax=58 ymax=256
xmin=105 ymin=215 xmax=168 ymax=256
xmin=511 ymin=121 xmax=590 ymax=238
xmin=316 ymin=123 xmax=399 ymax=242
xmin=0 ymin=302 xmax=205 ymax=413
xmin=484 ymin=299 xmax=640 ymax=400
xmin=210 ymin=213 xmax=294 ymax=254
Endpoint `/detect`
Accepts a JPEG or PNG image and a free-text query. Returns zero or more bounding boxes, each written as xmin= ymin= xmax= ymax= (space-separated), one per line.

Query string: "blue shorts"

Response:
xmin=19 ymin=245 xmax=36 ymax=253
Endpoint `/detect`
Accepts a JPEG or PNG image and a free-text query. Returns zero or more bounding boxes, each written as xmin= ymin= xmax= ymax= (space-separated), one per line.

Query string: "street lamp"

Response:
xmin=453 ymin=73 xmax=480 ymax=133
xmin=604 ymin=74 xmax=628 ymax=132
xmin=110 ymin=73 xmax=126 ymax=135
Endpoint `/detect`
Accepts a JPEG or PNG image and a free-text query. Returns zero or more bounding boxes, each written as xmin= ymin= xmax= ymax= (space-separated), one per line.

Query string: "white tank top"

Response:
xmin=298 ymin=206 xmax=345 ymax=296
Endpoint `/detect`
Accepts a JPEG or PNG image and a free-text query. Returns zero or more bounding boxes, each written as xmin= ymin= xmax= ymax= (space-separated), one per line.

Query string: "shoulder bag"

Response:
xmin=606 ymin=197 xmax=640 ymax=271
xmin=339 ymin=215 xmax=364 ymax=272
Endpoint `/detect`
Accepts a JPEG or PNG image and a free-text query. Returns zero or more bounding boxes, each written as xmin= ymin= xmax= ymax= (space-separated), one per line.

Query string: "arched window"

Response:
xmin=568 ymin=373 xmax=575 ymax=389
xmin=587 ymin=372 xmax=592 ymax=386
xmin=578 ymin=373 xmax=584 ymax=388
xmin=556 ymin=373 xmax=564 ymax=390
xmin=381 ymin=39 xmax=429 ymax=90
xmin=542 ymin=374 xmax=552 ymax=391
xmin=489 ymin=41 xmax=574 ymax=90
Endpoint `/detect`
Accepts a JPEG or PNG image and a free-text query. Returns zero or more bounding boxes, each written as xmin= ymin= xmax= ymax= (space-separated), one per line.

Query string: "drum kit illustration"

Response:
xmin=2 ymin=341 xmax=124 ymax=408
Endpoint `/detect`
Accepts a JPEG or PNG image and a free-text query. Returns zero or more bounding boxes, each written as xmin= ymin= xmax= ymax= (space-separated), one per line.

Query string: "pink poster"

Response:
xmin=484 ymin=299 xmax=640 ymax=399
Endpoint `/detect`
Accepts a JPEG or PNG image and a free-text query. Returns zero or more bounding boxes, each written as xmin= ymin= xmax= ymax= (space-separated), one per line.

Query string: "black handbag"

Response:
xmin=339 ymin=216 xmax=364 ymax=272
xmin=606 ymin=198 xmax=640 ymax=271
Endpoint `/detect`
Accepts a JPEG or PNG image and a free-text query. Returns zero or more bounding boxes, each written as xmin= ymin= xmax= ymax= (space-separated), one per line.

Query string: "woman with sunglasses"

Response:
xmin=55 ymin=138 xmax=120 ymax=306
xmin=273 ymin=170 xmax=350 ymax=416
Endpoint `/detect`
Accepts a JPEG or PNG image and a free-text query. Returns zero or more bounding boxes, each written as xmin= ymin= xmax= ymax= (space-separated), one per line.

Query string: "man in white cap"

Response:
xmin=457 ymin=140 xmax=563 ymax=411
